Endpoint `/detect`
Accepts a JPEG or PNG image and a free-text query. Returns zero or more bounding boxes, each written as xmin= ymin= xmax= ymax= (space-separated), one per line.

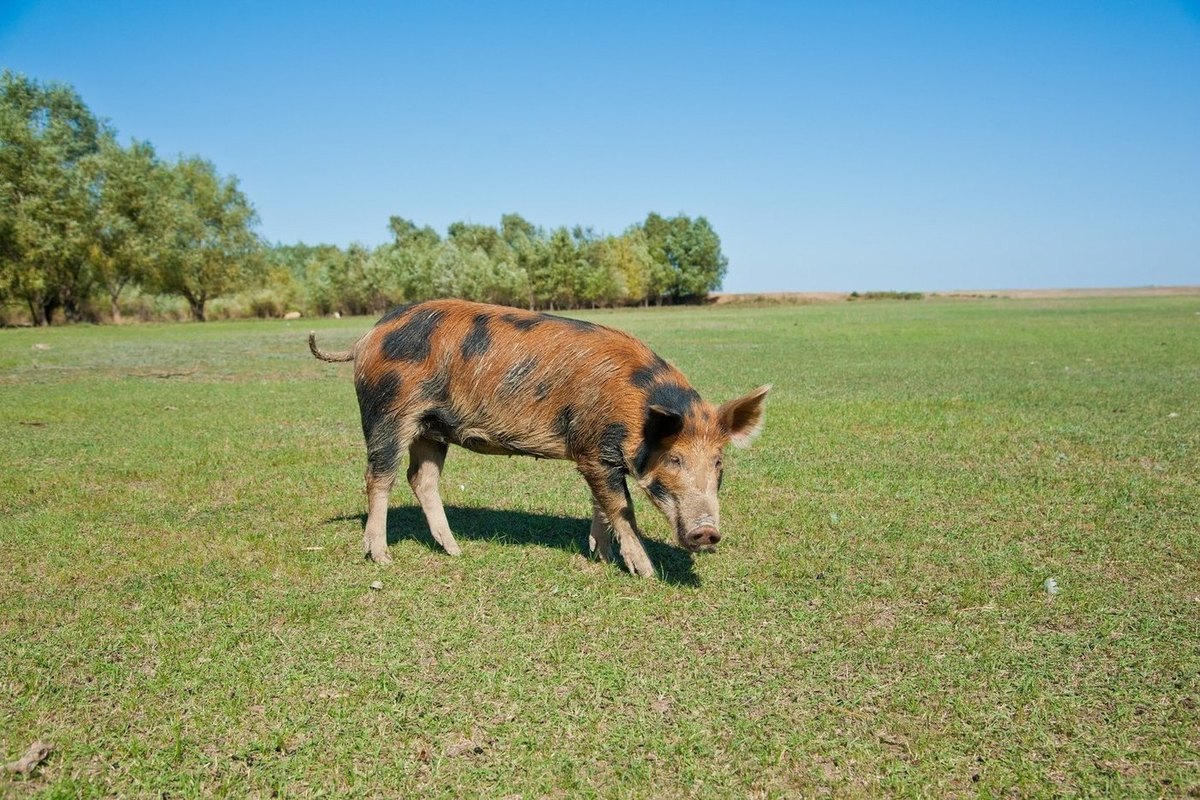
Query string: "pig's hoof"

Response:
xmin=589 ymin=536 xmax=614 ymax=562
xmin=443 ymin=542 xmax=462 ymax=556
xmin=369 ymin=549 xmax=393 ymax=565
xmin=625 ymin=555 xmax=657 ymax=579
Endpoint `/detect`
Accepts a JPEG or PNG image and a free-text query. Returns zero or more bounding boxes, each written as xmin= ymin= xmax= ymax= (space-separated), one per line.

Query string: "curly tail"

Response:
xmin=308 ymin=331 xmax=356 ymax=363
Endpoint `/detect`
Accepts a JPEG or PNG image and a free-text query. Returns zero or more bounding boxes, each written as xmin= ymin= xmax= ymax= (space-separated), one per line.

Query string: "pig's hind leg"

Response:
xmin=407 ymin=437 xmax=463 ymax=556
xmin=588 ymin=501 xmax=614 ymax=563
xmin=362 ymin=413 xmax=416 ymax=565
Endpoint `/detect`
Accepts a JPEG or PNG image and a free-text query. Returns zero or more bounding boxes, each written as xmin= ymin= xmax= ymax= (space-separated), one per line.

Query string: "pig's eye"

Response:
xmin=667 ymin=454 xmax=683 ymax=468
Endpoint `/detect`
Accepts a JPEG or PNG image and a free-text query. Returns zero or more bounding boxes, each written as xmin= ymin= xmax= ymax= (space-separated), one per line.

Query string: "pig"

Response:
xmin=309 ymin=299 xmax=770 ymax=578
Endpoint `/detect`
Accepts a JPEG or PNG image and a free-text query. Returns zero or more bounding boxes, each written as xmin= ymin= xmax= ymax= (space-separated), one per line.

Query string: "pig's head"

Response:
xmin=637 ymin=384 xmax=771 ymax=552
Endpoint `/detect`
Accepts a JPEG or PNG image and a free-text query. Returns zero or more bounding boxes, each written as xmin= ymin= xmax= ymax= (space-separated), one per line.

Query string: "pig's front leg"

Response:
xmin=581 ymin=468 xmax=655 ymax=578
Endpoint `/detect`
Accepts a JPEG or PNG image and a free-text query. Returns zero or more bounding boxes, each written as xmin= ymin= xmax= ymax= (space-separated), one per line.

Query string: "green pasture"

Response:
xmin=2 ymin=296 xmax=1198 ymax=797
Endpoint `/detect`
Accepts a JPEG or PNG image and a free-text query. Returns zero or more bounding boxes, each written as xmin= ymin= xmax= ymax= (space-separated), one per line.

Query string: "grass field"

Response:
xmin=2 ymin=296 xmax=1198 ymax=797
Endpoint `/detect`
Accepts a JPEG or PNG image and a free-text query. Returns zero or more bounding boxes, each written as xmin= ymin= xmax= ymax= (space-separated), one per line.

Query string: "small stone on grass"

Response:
xmin=4 ymin=740 xmax=52 ymax=774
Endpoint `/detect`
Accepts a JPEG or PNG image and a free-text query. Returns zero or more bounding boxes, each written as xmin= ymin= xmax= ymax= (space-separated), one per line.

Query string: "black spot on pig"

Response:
xmin=460 ymin=313 xmax=492 ymax=360
xmin=420 ymin=407 xmax=463 ymax=442
xmin=356 ymin=371 xmax=403 ymax=475
xmin=355 ymin=371 xmax=400 ymax=441
xmin=377 ymin=303 xmax=415 ymax=326
xmin=634 ymin=405 xmax=685 ymax=475
xmin=630 ymin=355 xmax=670 ymax=389
xmin=383 ymin=308 xmax=444 ymax=362
xmin=604 ymin=466 xmax=627 ymax=492
xmin=546 ymin=314 xmax=597 ymax=333
xmin=500 ymin=313 xmax=542 ymax=331
xmin=555 ymin=406 xmax=582 ymax=455
xmin=598 ymin=423 xmax=628 ymax=468
xmin=646 ymin=383 xmax=701 ymax=418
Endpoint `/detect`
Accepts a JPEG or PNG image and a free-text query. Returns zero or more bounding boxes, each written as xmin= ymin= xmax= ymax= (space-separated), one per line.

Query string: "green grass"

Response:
xmin=2 ymin=296 xmax=1198 ymax=797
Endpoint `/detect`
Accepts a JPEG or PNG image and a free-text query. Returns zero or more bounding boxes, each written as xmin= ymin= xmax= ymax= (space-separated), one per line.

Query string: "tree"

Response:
xmin=149 ymin=156 xmax=263 ymax=321
xmin=641 ymin=212 xmax=727 ymax=303
xmin=593 ymin=227 xmax=654 ymax=306
xmin=500 ymin=213 xmax=543 ymax=309
xmin=84 ymin=139 xmax=172 ymax=321
xmin=0 ymin=71 xmax=105 ymax=324
xmin=670 ymin=215 xmax=728 ymax=299
xmin=268 ymin=242 xmax=346 ymax=314
xmin=569 ymin=226 xmax=619 ymax=308
xmin=320 ymin=243 xmax=377 ymax=315
xmin=543 ymin=227 xmax=581 ymax=310
xmin=371 ymin=211 xmax=731 ymax=311
xmin=388 ymin=215 xmax=440 ymax=250
xmin=500 ymin=213 xmax=538 ymax=246
xmin=447 ymin=221 xmax=506 ymax=262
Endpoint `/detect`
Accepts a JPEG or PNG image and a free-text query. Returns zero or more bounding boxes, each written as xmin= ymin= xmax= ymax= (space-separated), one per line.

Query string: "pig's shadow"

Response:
xmin=327 ymin=504 xmax=700 ymax=587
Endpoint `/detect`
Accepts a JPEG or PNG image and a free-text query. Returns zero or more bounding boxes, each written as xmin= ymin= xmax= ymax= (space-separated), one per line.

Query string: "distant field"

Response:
xmin=713 ymin=284 xmax=1200 ymax=303
xmin=2 ymin=297 xmax=1198 ymax=797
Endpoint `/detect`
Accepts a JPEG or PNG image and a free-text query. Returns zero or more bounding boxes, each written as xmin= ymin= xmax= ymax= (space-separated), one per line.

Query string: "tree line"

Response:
xmin=1 ymin=72 xmax=728 ymax=325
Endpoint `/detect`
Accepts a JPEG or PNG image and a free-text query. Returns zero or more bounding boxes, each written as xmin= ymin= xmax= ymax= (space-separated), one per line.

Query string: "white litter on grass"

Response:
xmin=370 ymin=580 xmax=383 ymax=591
xmin=1168 ymin=412 xmax=1179 ymax=418
xmin=459 ymin=484 xmax=465 ymax=490
xmin=1043 ymin=578 xmax=1060 ymax=596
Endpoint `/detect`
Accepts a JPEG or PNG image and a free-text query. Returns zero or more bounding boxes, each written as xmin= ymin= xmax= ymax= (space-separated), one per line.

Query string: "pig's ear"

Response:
xmin=644 ymin=404 xmax=684 ymax=448
xmin=718 ymin=385 xmax=771 ymax=448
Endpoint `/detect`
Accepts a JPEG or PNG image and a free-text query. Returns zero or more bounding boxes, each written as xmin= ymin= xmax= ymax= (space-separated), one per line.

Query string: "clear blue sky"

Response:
xmin=3 ymin=1 xmax=1198 ymax=292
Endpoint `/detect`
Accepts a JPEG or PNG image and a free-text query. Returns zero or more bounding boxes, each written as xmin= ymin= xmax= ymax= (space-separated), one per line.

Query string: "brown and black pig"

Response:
xmin=309 ymin=299 xmax=770 ymax=578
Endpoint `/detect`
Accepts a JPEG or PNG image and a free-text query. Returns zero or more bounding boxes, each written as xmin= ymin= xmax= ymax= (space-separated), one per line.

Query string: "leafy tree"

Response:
xmin=593 ymin=227 xmax=654 ymax=306
xmin=500 ymin=213 xmax=543 ymax=309
xmin=641 ymin=212 xmax=727 ymax=303
xmin=640 ymin=213 xmax=677 ymax=305
xmin=84 ymin=139 xmax=172 ymax=321
xmin=428 ymin=241 xmax=471 ymax=299
xmin=500 ymin=213 xmax=538 ymax=246
xmin=149 ymin=156 xmax=263 ymax=321
xmin=447 ymin=221 xmax=506 ymax=262
xmin=456 ymin=244 xmax=527 ymax=305
xmin=321 ymin=243 xmax=381 ymax=315
xmin=389 ymin=242 xmax=434 ymax=303
xmin=0 ymin=70 xmax=105 ymax=324
xmin=570 ymin=226 xmax=618 ymax=308
xmin=363 ymin=244 xmax=406 ymax=311
xmin=267 ymin=242 xmax=349 ymax=314
xmin=617 ymin=227 xmax=657 ymax=305
xmin=388 ymin=215 xmax=441 ymax=250
xmin=543 ymin=227 xmax=581 ymax=310
xmin=314 ymin=241 xmax=408 ymax=315
xmin=671 ymin=215 xmax=727 ymax=299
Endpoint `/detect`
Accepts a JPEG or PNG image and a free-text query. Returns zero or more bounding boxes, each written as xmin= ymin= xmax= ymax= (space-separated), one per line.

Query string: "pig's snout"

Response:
xmin=684 ymin=525 xmax=721 ymax=551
